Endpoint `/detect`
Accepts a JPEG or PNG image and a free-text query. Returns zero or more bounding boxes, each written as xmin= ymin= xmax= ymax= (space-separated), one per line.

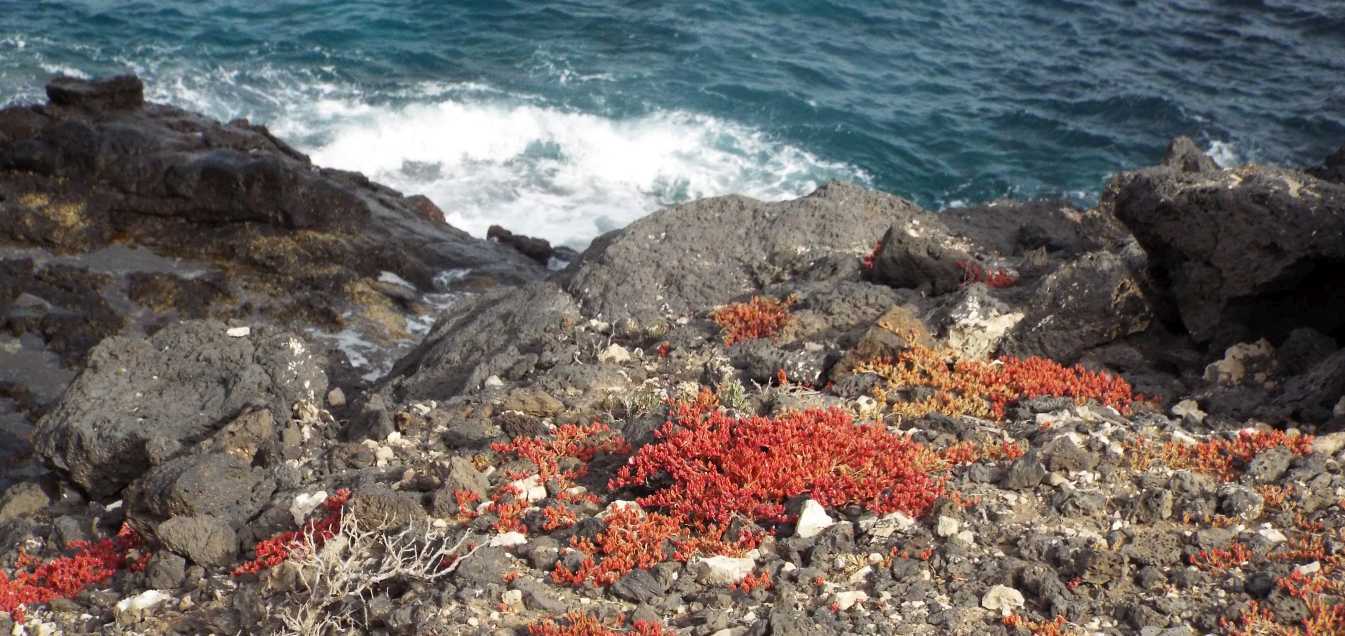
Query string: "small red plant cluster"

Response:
xmin=1003 ymin=614 xmax=1073 ymax=636
xmin=956 ymin=260 xmax=1017 ymax=288
xmin=938 ymin=439 xmax=1027 ymax=466
xmin=1163 ymin=430 xmax=1314 ymax=482
xmin=859 ymin=342 xmax=1140 ymax=420
xmin=710 ymin=295 xmax=794 ymax=346
xmin=1189 ymin=542 xmax=1254 ymax=571
xmin=0 ymin=523 xmax=146 ymax=622
xmin=233 ymin=488 xmax=351 ymax=576
xmin=551 ymin=506 xmax=686 ymax=587
xmin=610 ymin=396 xmax=946 ymax=527
xmin=491 ymin=422 xmax=629 ymax=487
xmin=527 ymin=611 xmax=669 ymax=636
xmin=732 ymin=569 xmax=773 ymax=593
xmin=861 ymin=240 xmax=882 ymax=272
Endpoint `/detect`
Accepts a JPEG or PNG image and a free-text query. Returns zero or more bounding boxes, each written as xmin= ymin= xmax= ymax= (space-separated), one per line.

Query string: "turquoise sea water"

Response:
xmin=2 ymin=0 xmax=1343 ymax=246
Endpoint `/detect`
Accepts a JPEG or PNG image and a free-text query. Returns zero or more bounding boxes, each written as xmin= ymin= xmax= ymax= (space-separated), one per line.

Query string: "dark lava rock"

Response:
xmin=144 ymin=551 xmax=187 ymax=589
xmin=511 ymin=576 xmax=569 ymax=613
xmin=1106 ymin=158 xmax=1345 ymax=349
xmin=0 ymin=480 xmax=53 ymax=520
xmin=1309 ymin=143 xmax=1345 ymax=184
xmin=156 ymin=514 xmax=238 ymax=568
xmin=1246 ymin=446 xmax=1293 ymax=484
xmin=381 ymin=282 xmax=580 ymax=401
xmin=126 ymin=452 xmax=276 ymax=528
xmin=1002 ymin=249 xmax=1153 ymax=362
xmin=46 ymin=74 xmax=145 ymax=111
xmin=488 ymin=225 xmax=553 ymax=265
xmin=1001 ymin=452 xmax=1048 ymax=490
xmin=728 ymin=340 xmax=828 ymax=385
xmin=33 ymin=321 xmax=325 ymax=497
xmin=564 ymin=182 xmax=915 ymax=325
xmin=1162 ymin=136 xmax=1219 ymax=174
xmin=346 ymin=486 xmax=427 ymax=530
xmin=869 ymin=223 xmax=967 ymax=296
xmin=454 ymin=546 xmax=512 ymax=586
xmin=612 ymin=568 xmax=669 ymax=604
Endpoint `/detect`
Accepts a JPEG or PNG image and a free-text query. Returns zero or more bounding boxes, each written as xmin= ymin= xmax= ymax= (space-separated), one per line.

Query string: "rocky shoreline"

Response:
xmin=1 ymin=75 xmax=1343 ymax=635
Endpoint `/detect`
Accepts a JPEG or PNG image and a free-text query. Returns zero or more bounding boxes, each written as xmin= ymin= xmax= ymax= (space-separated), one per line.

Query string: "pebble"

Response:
xmin=490 ymin=531 xmax=528 ymax=548
xmin=795 ymin=499 xmax=836 ymax=539
xmin=509 ymin=475 xmax=548 ymax=503
xmin=694 ymin=555 xmax=756 ymax=585
xmin=326 ymin=388 xmax=346 ymax=408
xmin=225 ymin=326 xmax=250 ymax=337
xmin=114 ymin=590 xmax=172 ymax=624
xmin=981 ymin=585 xmax=1025 ymax=615
xmin=598 ymin=343 xmax=632 ymax=363
xmin=833 ymin=590 xmax=869 ymax=611
xmin=935 ymin=515 xmax=960 ymax=538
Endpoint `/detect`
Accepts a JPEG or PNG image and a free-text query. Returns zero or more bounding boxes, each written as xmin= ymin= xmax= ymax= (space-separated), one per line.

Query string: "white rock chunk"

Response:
xmin=935 ymin=515 xmax=960 ymax=538
xmin=289 ymin=490 xmax=328 ymax=525
xmin=225 ymin=326 xmax=251 ymax=338
xmin=598 ymin=343 xmax=632 ymax=364
xmin=981 ymin=585 xmax=1026 ymax=615
xmin=490 ymin=531 xmax=528 ymax=548
xmin=833 ymin=590 xmax=869 ymax=611
xmin=795 ymin=499 xmax=836 ymax=539
xmin=114 ymin=590 xmax=172 ymax=623
xmin=694 ymin=555 xmax=756 ymax=585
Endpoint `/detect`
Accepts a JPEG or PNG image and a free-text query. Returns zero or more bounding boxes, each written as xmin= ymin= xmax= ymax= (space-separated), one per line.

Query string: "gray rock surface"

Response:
xmin=381 ymin=282 xmax=581 ymax=401
xmin=1003 ymin=250 xmax=1153 ymax=362
xmin=564 ymin=182 xmax=915 ymax=324
xmin=126 ymin=452 xmax=276 ymax=527
xmin=156 ymin=514 xmax=239 ymax=568
xmin=1106 ymin=162 xmax=1345 ymax=348
xmin=33 ymin=320 xmax=325 ymax=497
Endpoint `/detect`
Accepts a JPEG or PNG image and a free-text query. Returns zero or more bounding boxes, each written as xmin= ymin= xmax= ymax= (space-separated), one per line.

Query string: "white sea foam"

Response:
xmin=270 ymin=93 xmax=869 ymax=247
xmin=1207 ymin=140 xmax=1240 ymax=168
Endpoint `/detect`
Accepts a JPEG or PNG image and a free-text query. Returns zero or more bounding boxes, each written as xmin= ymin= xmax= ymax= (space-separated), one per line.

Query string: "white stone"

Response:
xmin=935 ymin=515 xmax=960 ymax=538
xmin=1204 ymin=339 xmax=1275 ymax=386
xmin=1312 ymin=431 xmax=1345 ymax=456
xmin=1296 ymin=561 xmax=1321 ymax=576
xmin=509 ymin=475 xmax=548 ymax=503
xmin=833 ymin=590 xmax=869 ymax=611
xmin=490 ymin=531 xmax=528 ymax=548
xmin=694 ymin=555 xmax=756 ymax=585
xmin=1335 ymin=396 xmax=1345 ymax=418
xmin=598 ymin=343 xmax=632 ymax=364
xmin=326 ymin=388 xmax=346 ymax=408
xmin=981 ymin=585 xmax=1025 ymax=615
xmin=598 ymin=500 xmax=643 ymax=518
xmin=501 ymin=589 xmax=524 ymax=610
xmin=953 ymin=530 xmax=976 ymax=546
xmin=1171 ymin=399 xmax=1207 ymax=424
xmin=1257 ymin=527 xmax=1287 ymax=545
xmin=795 ymin=499 xmax=836 ymax=539
xmin=225 ymin=326 xmax=251 ymax=338
xmin=289 ymin=490 xmax=328 ymax=526
xmin=848 ymin=565 xmax=873 ymax=585
xmin=114 ymin=590 xmax=172 ymax=623
xmin=483 ymin=375 xmax=504 ymax=388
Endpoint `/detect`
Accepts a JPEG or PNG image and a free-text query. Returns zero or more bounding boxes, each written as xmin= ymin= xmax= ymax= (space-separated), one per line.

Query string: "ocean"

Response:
xmin=2 ymin=0 xmax=1343 ymax=247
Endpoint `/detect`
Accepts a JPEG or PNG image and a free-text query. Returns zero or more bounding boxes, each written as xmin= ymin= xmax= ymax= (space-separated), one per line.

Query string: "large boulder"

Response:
xmin=125 ymin=452 xmax=276 ymax=528
xmin=1002 ymin=249 xmax=1154 ymax=362
xmin=1106 ymin=161 xmax=1345 ymax=349
xmin=563 ymin=182 xmax=917 ymax=325
xmin=33 ymin=320 xmax=326 ymax=497
xmin=381 ymin=283 xmax=581 ymax=401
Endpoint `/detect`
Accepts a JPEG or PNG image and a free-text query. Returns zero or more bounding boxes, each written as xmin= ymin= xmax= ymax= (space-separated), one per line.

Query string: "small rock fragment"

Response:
xmin=795 ymin=499 xmax=835 ymax=539
xmin=981 ymin=585 xmax=1026 ymax=615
